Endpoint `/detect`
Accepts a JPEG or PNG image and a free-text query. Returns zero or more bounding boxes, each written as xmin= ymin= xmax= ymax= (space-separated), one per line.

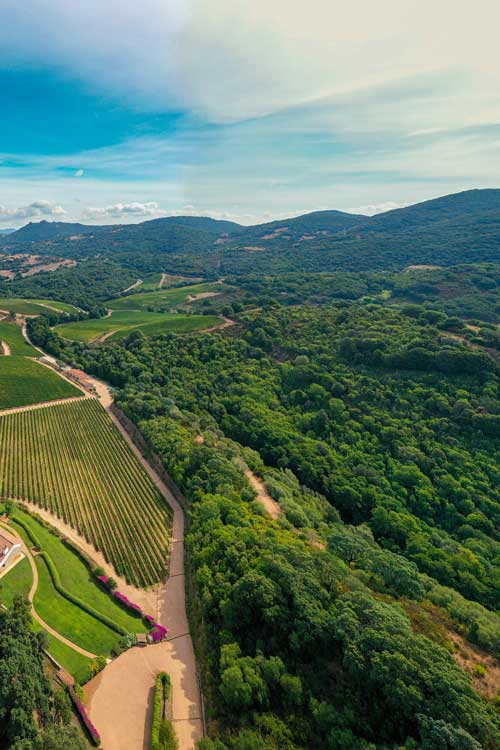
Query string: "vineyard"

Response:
xmin=0 ymin=399 xmax=172 ymax=587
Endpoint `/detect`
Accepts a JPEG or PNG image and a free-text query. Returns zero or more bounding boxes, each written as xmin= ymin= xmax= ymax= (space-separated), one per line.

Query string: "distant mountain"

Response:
xmin=2 ymin=189 xmax=499 ymax=275
xmin=231 ymin=209 xmax=368 ymax=246
xmin=150 ymin=216 xmax=242 ymax=234
xmin=0 ymin=228 xmax=16 ymax=235
xmin=1 ymin=220 xmax=106 ymax=243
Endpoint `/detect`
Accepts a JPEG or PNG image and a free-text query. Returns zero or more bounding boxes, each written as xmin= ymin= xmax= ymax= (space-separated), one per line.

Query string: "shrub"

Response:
xmin=151 ymin=673 xmax=175 ymax=750
xmin=68 ymin=686 xmax=101 ymax=746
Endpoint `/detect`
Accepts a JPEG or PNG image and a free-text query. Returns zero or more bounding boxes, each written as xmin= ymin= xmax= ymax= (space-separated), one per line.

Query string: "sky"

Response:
xmin=1 ymin=0 xmax=500 ymax=226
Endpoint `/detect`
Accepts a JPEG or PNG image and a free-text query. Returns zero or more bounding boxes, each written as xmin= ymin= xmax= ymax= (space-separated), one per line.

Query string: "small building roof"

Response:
xmin=136 ymin=633 xmax=148 ymax=646
xmin=0 ymin=528 xmax=21 ymax=559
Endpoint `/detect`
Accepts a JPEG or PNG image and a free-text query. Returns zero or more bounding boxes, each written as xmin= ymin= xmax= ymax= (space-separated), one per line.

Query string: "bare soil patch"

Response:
xmin=1 ymin=341 xmax=11 ymax=356
xmin=244 ymin=469 xmax=281 ymax=519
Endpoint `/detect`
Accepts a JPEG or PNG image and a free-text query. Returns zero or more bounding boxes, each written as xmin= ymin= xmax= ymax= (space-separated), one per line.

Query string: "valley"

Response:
xmin=0 ymin=190 xmax=499 ymax=750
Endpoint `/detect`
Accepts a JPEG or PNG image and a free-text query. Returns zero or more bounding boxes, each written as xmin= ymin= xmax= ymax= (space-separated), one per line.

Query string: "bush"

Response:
xmin=151 ymin=673 xmax=176 ymax=750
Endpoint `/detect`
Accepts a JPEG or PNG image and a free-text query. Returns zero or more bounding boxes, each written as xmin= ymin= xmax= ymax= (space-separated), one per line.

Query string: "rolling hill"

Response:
xmin=2 ymin=189 xmax=499 ymax=276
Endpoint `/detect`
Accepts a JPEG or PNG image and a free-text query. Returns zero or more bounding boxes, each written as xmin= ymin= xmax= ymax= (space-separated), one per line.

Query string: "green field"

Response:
xmin=140 ymin=273 xmax=203 ymax=290
xmin=0 ymin=357 xmax=81 ymax=409
xmin=107 ymin=282 xmax=222 ymax=311
xmin=0 ymin=320 xmax=37 ymax=355
xmin=0 ymin=555 xmax=31 ymax=608
xmin=0 ymin=297 xmax=78 ymax=315
xmin=0 ymin=399 xmax=173 ymax=586
xmin=55 ymin=309 xmax=222 ymax=342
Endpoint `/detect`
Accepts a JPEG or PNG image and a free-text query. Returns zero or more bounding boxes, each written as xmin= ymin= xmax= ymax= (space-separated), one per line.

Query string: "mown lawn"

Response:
xmin=31 ymin=620 xmax=93 ymax=684
xmin=106 ymin=282 xmax=222 ymax=310
xmin=15 ymin=511 xmax=145 ymax=633
xmin=56 ymin=309 xmax=223 ymax=342
xmin=0 ymin=555 xmax=32 ymax=608
xmin=34 ymin=555 xmax=120 ymax=656
xmin=0 ymin=320 xmax=37 ymax=356
xmin=0 ymin=357 xmax=81 ymax=409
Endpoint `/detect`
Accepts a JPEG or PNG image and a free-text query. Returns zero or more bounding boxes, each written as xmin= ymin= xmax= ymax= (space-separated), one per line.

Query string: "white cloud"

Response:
xmin=0 ymin=200 xmax=67 ymax=224
xmin=349 ymin=201 xmax=408 ymax=216
xmin=83 ymin=201 xmax=166 ymax=220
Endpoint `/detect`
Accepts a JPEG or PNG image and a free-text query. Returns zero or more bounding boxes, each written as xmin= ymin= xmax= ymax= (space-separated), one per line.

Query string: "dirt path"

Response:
xmin=122 ymin=279 xmax=143 ymax=293
xmin=187 ymin=291 xmax=221 ymax=302
xmin=0 ymin=521 xmax=97 ymax=659
xmin=0 ymin=394 xmax=88 ymax=418
xmin=0 ymin=340 xmax=11 ymax=355
xmin=196 ymin=316 xmax=235 ymax=334
xmin=244 ymin=469 xmax=281 ymax=519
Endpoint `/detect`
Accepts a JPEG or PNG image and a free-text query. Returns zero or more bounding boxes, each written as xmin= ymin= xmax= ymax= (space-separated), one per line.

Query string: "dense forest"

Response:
xmin=0 ymin=597 xmax=87 ymax=750
xmin=29 ymin=280 xmax=500 ymax=750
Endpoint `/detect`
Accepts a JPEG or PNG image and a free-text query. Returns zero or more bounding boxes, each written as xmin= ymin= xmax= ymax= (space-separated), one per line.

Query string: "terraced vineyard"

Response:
xmin=0 ymin=398 xmax=172 ymax=587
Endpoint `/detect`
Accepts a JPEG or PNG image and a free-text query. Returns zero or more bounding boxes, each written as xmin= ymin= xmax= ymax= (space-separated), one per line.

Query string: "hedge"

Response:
xmin=151 ymin=672 xmax=177 ymax=750
xmin=13 ymin=515 xmax=127 ymax=636
xmin=68 ymin=685 xmax=101 ymax=746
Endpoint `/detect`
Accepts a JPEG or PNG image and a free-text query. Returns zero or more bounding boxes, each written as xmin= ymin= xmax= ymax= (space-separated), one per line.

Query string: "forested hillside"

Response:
xmin=2 ymin=190 xmax=500 ymax=277
xmin=38 ymin=286 xmax=500 ymax=750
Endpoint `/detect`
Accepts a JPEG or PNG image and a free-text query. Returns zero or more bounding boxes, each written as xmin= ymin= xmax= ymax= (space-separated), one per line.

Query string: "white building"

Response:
xmin=0 ymin=528 xmax=22 ymax=569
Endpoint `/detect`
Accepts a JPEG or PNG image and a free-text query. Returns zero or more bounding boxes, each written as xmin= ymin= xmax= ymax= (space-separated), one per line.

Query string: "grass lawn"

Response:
xmin=106 ymin=282 xmax=223 ymax=311
xmin=42 ymin=630 xmax=93 ymax=684
xmin=0 ymin=320 xmax=37 ymax=355
xmin=0 ymin=297 xmax=78 ymax=316
xmin=0 ymin=556 xmax=32 ymax=608
xmin=56 ymin=309 xmax=224 ymax=342
xmin=0 ymin=357 xmax=81 ymax=409
xmin=14 ymin=511 xmax=145 ymax=633
xmin=33 ymin=555 xmax=120 ymax=656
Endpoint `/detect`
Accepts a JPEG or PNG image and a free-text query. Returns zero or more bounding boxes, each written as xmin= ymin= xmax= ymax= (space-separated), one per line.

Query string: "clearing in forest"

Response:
xmin=0 ymin=296 xmax=79 ymax=315
xmin=0 ymin=398 xmax=173 ymax=587
xmin=106 ymin=281 xmax=223 ymax=311
xmin=55 ymin=309 xmax=223 ymax=342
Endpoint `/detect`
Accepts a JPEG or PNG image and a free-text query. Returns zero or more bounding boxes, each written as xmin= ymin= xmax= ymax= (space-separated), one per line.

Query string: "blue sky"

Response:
xmin=1 ymin=0 xmax=500 ymax=226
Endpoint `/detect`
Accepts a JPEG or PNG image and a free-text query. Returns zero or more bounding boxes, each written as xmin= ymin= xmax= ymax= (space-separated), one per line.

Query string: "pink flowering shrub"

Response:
xmin=69 ymin=687 xmax=101 ymax=745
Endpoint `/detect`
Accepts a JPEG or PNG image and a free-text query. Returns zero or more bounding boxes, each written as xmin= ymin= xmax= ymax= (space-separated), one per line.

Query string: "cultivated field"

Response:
xmin=107 ymin=281 xmax=222 ymax=311
xmin=0 ymin=297 xmax=79 ymax=315
xmin=0 ymin=357 xmax=81 ymax=409
xmin=0 ymin=320 xmax=37 ymax=355
xmin=55 ymin=309 xmax=222 ymax=342
xmin=0 ymin=399 xmax=173 ymax=586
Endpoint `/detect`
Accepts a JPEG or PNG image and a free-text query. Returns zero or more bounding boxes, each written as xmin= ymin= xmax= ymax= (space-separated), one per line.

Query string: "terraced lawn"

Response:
xmin=14 ymin=511 xmax=144 ymax=633
xmin=55 ymin=309 xmax=222 ymax=342
xmin=0 ymin=357 xmax=81 ymax=409
xmin=33 ymin=554 xmax=120 ymax=655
